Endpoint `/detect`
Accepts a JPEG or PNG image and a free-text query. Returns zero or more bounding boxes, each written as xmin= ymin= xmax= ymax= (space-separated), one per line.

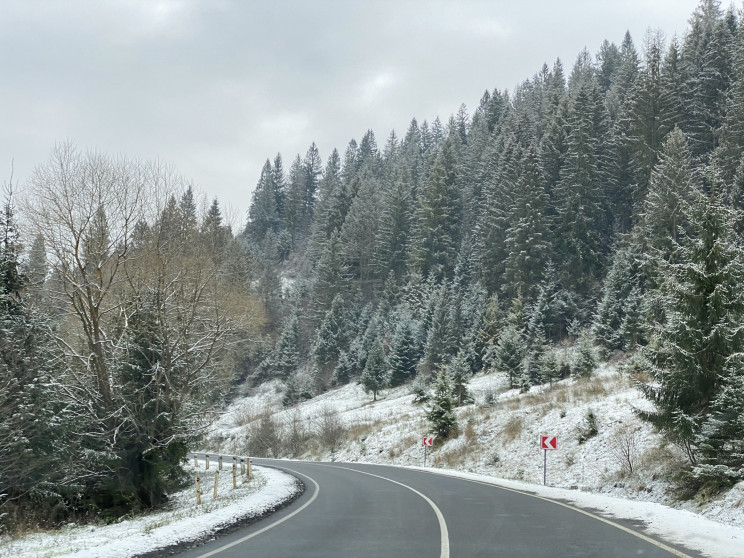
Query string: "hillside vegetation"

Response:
xmin=3 ymin=0 xmax=744 ymax=536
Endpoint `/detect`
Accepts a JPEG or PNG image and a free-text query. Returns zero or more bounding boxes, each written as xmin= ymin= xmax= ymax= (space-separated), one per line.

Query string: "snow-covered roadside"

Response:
xmin=404 ymin=466 xmax=744 ymax=558
xmin=207 ymin=363 xmax=744 ymax=557
xmin=0 ymin=465 xmax=301 ymax=558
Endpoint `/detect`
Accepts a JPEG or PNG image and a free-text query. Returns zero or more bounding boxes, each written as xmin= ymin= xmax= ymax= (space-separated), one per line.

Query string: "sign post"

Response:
xmin=423 ymin=437 xmax=434 ymax=466
xmin=540 ymin=435 xmax=557 ymax=485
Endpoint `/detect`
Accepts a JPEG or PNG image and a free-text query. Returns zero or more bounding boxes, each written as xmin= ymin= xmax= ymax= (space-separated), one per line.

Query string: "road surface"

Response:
xmin=174 ymin=459 xmax=701 ymax=558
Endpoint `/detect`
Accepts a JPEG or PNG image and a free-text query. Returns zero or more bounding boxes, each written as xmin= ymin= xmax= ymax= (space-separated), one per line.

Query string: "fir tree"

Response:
xmin=409 ymin=136 xmax=461 ymax=281
xmin=388 ymin=314 xmax=420 ymax=387
xmin=449 ymin=352 xmax=471 ymax=406
xmin=312 ymin=294 xmax=350 ymax=373
xmin=639 ymin=190 xmax=744 ymax=464
xmin=427 ymin=366 xmax=458 ymax=439
xmin=492 ymin=323 xmax=526 ymax=389
xmin=502 ymin=143 xmax=553 ymax=301
xmin=360 ymin=340 xmax=388 ymax=401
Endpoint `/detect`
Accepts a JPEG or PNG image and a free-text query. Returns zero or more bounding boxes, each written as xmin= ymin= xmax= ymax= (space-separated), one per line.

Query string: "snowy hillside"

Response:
xmin=207 ymin=362 xmax=744 ymax=531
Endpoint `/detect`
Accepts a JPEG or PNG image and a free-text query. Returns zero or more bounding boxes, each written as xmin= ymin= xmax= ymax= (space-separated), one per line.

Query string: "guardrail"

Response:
xmin=188 ymin=453 xmax=253 ymax=505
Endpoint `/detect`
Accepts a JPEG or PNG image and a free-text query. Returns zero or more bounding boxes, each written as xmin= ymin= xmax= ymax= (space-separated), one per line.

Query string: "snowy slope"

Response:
xmin=206 ymin=362 xmax=744 ymax=557
xmin=0 ymin=465 xmax=300 ymax=558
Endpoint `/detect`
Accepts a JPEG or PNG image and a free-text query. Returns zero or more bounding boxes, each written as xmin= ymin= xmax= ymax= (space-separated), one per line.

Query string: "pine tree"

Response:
xmin=572 ymin=332 xmax=597 ymax=377
xmin=310 ymin=230 xmax=349 ymax=322
xmin=449 ymin=352 xmax=471 ymax=406
xmin=694 ymin=371 xmax=744 ymax=484
xmin=427 ymin=366 xmax=458 ymax=439
xmin=247 ymin=160 xmax=281 ymax=243
xmin=409 ymin=136 xmax=461 ymax=281
xmin=422 ymin=282 xmax=456 ymax=373
xmin=0 ymin=197 xmax=74 ymax=526
xmin=621 ymin=30 xmax=666 ymax=210
xmin=312 ymin=294 xmax=350 ymax=373
xmin=593 ymin=242 xmax=643 ymax=352
xmin=639 ymin=189 xmax=744 ymax=464
xmin=388 ymin=314 xmax=420 ymax=386
xmin=360 ymin=340 xmax=388 ymax=401
xmin=474 ymin=135 xmax=520 ymax=293
xmin=339 ymin=175 xmax=382 ymax=287
xmin=502 ymin=143 xmax=553 ymax=301
xmin=374 ymin=177 xmax=412 ymax=280
xmin=554 ymin=79 xmax=609 ymax=297
xmin=269 ymin=314 xmax=301 ymax=380
xmin=638 ymin=127 xmax=700 ymax=264
xmin=680 ymin=0 xmax=732 ymax=158
xmin=492 ymin=323 xmax=526 ymax=389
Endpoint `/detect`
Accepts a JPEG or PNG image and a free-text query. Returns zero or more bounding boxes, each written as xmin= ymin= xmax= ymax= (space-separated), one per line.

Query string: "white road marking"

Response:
xmin=414 ymin=467 xmax=692 ymax=558
xmin=195 ymin=466 xmax=319 ymax=558
xmin=324 ymin=463 xmax=450 ymax=558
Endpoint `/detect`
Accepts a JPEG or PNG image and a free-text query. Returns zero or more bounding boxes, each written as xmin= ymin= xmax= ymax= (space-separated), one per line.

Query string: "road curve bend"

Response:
xmin=174 ymin=460 xmax=701 ymax=558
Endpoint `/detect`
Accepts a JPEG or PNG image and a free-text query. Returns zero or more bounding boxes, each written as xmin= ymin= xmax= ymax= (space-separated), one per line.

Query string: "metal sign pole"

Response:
xmin=543 ymin=449 xmax=547 ymax=485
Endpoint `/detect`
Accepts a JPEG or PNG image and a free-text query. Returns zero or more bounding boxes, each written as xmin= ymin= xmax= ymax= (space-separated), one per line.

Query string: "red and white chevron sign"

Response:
xmin=423 ymin=437 xmax=434 ymax=447
xmin=540 ymin=435 xmax=557 ymax=450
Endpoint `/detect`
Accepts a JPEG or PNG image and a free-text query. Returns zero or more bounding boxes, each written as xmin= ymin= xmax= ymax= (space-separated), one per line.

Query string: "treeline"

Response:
xmin=0 ymin=145 xmax=264 ymax=532
xmin=244 ymin=1 xmax=743 ymax=491
xmin=3 ymin=0 xmax=744 ymax=534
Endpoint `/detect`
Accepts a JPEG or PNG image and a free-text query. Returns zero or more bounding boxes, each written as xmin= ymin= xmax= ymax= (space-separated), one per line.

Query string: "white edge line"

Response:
xmin=323 ymin=463 xmax=450 ymax=558
xmin=195 ymin=467 xmax=320 ymax=558
xmin=407 ymin=465 xmax=692 ymax=558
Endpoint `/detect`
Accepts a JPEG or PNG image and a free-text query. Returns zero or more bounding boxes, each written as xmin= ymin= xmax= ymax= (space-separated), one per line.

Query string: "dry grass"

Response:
xmin=501 ymin=416 xmax=524 ymax=445
xmin=233 ymin=402 xmax=261 ymax=427
xmin=464 ymin=420 xmax=477 ymax=444
xmin=434 ymin=443 xmax=472 ymax=469
xmin=347 ymin=422 xmax=376 ymax=441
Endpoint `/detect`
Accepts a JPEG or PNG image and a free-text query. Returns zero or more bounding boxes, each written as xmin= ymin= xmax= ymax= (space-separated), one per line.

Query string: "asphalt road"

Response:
xmin=174 ymin=460 xmax=702 ymax=558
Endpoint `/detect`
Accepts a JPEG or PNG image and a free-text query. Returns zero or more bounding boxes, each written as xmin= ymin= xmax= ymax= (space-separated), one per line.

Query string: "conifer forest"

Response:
xmin=2 ymin=0 xmax=744 ymax=533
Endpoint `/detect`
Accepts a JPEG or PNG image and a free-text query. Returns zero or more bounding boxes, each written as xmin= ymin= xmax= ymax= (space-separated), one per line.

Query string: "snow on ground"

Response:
xmin=0 ymin=464 xmax=300 ymax=558
xmin=207 ymin=362 xmax=744 ymax=558
xmin=408 ymin=467 xmax=744 ymax=558
xmin=7 ymin=362 xmax=743 ymax=557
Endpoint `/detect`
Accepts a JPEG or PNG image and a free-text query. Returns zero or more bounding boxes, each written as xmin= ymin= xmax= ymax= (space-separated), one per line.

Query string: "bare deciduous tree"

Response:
xmin=609 ymin=422 xmax=640 ymax=476
xmin=21 ymin=143 xmax=246 ymax=507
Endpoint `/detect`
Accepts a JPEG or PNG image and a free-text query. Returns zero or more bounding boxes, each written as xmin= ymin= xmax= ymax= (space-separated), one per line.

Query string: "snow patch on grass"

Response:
xmin=0 ymin=465 xmax=299 ymax=558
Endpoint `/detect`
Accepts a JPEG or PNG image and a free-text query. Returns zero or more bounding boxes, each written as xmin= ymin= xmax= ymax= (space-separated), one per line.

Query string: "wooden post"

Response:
xmin=240 ymin=458 xmax=245 ymax=475
xmin=247 ymin=457 xmax=253 ymax=479
xmin=196 ymin=476 xmax=202 ymax=505
xmin=232 ymin=460 xmax=237 ymax=489
xmin=218 ymin=455 xmax=223 ymax=471
xmin=194 ymin=454 xmax=198 ymax=467
xmin=205 ymin=454 xmax=210 ymax=470
xmin=213 ymin=471 xmax=219 ymax=499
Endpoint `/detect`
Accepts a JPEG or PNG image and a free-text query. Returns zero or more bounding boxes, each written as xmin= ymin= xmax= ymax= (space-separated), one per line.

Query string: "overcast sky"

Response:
xmin=1 ymin=0 xmax=703 ymax=227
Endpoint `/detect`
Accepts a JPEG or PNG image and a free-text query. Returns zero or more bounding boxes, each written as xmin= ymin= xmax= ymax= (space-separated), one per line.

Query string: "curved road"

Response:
xmin=175 ymin=460 xmax=701 ymax=558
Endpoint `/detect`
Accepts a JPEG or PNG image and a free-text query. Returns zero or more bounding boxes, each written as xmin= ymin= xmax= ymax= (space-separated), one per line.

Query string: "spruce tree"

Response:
xmin=312 ymin=294 xmax=350 ymax=373
xmin=360 ymin=340 xmax=388 ymax=401
xmin=502 ymin=143 xmax=553 ymax=301
xmin=409 ymin=136 xmax=461 ymax=281
xmin=492 ymin=323 xmax=526 ymax=389
xmin=427 ymin=366 xmax=458 ymax=439
xmin=449 ymin=351 xmax=471 ymax=406
xmin=639 ymin=190 xmax=744 ymax=464
xmin=388 ymin=315 xmax=420 ymax=386
xmin=0 ymin=197 xmax=73 ymax=526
